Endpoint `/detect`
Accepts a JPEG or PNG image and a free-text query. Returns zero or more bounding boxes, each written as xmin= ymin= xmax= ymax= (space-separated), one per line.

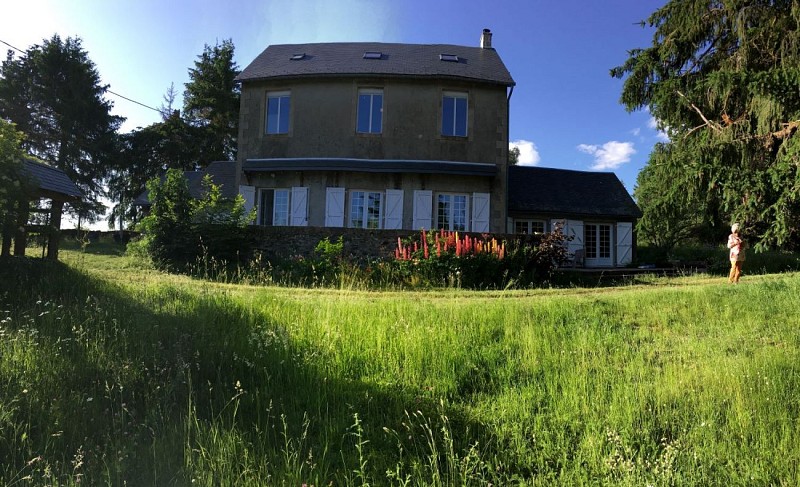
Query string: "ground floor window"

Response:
xmin=514 ymin=219 xmax=545 ymax=234
xmin=436 ymin=193 xmax=468 ymax=231
xmin=259 ymin=188 xmax=290 ymax=226
xmin=349 ymin=190 xmax=383 ymax=229
xmin=585 ymin=223 xmax=612 ymax=259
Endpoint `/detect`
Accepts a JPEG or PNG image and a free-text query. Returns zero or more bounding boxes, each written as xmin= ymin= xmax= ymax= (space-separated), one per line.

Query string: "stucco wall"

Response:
xmin=237 ymin=76 xmax=509 ymax=231
xmin=238 ymin=78 xmax=508 ymax=163
xmin=244 ymin=170 xmax=494 ymax=228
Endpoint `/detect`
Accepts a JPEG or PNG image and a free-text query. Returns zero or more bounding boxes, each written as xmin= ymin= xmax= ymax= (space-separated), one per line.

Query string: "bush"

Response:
xmin=135 ymin=170 xmax=254 ymax=273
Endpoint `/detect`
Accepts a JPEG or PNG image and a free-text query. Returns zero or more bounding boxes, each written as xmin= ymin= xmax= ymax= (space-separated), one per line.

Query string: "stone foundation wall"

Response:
xmin=250 ymin=226 xmax=419 ymax=261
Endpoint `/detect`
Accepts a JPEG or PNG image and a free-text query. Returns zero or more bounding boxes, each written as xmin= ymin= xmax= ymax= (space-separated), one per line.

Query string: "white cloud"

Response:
xmin=631 ymin=127 xmax=641 ymax=137
xmin=648 ymin=116 xmax=670 ymax=141
xmin=577 ymin=141 xmax=636 ymax=170
xmin=509 ymin=139 xmax=540 ymax=166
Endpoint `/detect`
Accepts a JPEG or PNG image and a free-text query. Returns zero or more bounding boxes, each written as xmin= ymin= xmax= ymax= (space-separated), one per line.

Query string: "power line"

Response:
xmin=1 ymin=38 xmax=161 ymax=114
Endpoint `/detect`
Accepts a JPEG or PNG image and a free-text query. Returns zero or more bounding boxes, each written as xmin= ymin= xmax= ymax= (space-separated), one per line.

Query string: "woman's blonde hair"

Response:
xmin=731 ymin=223 xmax=740 ymax=233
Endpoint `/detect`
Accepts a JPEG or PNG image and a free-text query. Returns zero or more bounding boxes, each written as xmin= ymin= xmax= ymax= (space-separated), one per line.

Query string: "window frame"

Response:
xmin=436 ymin=193 xmax=469 ymax=231
xmin=514 ymin=219 xmax=546 ymax=235
xmin=258 ymin=188 xmax=291 ymax=226
xmin=348 ymin=190 xmax=384 ymax=229
xmin=585 ymin=223 xmax=612 ymax=260
xmin=441 ymin=91 xmax=468 ymax=137
xmin=265 ymin=90 xmax=291 ymax=135
xmin=356 ymin=88 xmax=383 ymax=134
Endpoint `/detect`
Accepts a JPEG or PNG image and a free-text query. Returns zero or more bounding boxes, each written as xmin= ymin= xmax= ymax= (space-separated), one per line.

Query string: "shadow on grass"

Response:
xmin=0 ymin=256 xmax=496 ymax=485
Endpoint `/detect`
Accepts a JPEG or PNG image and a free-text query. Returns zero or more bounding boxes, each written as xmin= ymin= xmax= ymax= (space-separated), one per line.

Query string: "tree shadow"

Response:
xmin=0 ymin=256 xmax=498 ymax=484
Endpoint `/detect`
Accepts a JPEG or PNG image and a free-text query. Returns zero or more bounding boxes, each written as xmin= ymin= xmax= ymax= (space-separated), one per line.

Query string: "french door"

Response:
xmin=585 ymin=223 xmax=613 ymax=267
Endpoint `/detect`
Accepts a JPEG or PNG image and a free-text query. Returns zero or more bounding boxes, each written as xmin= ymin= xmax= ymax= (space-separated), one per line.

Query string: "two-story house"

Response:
xmin=235 ymin=30 xmax=642 ymax=267
xmin=235 ymin=29 xmax=513 ymax=234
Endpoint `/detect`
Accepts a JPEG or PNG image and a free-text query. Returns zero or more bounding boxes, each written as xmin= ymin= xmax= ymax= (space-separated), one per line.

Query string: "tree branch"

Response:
xmin=676 ymin=90 xmax=723 ymax=132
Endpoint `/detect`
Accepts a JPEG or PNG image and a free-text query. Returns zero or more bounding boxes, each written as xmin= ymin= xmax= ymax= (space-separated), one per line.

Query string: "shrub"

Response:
xmin=135 ymin=170 xmax=254 ymax=273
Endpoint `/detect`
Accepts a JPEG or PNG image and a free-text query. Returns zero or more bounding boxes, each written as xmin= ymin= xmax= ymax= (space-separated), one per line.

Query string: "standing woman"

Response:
xmin=727 ymin=223 xmax=745 ymax=284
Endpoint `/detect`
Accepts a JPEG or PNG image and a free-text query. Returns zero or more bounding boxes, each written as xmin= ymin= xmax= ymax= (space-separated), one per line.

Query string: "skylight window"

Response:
xmin=289 ymin=53 xmax=305 ymax=61
xmin=363 ymin=51 xmax=382 ymax=60
xmin=439 ymin=54 xmax=459 ymax=62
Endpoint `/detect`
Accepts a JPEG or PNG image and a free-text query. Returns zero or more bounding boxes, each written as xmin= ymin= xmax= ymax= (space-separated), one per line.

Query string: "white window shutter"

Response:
xmin=566 ymin=219 xmax=584 ymax=255
xmin=616 ymin=222 xmax=633 ymax=266
xmin=290 ymin=186 xmax=308 ymax=226
xmin=384 ymin=189 xmax=404 ymax=229
xmin=239 ymin=185 xmax=256 ymax=217
xmin=325 ymin=187 xmax=345 ymax=227
xmin=412 ymin=190 xmax=432 ymax=230
xmin=471 ymin=192 xmax=490 ymax=232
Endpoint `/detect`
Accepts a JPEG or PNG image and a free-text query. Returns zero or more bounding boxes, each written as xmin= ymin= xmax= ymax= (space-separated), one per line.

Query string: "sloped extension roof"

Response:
xmin=133 ymin=161 xmax=238 ymax=206
xmin=237 ymin=42 xmax=515 ymax=86
xmin=508 ymin=165 xmax=642 ymax=219
xmin=23 ymin=159 xmax=82 ymax=201
xmin=244 ymin=158 xmax=497 ymax=176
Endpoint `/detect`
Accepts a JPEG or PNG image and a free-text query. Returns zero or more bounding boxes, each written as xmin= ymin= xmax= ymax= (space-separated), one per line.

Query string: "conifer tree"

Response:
xmin=614 ymin=1 xmax=800 ymax=249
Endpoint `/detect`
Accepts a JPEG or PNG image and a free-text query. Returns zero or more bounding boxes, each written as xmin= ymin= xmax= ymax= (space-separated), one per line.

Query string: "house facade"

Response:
xmin=507 ymin=166 xmax=642 ymax=267
xmin=235 ymin=31 xmax=642 ymax=268
xmin=236 ymin=30 xmax=514 ymax=233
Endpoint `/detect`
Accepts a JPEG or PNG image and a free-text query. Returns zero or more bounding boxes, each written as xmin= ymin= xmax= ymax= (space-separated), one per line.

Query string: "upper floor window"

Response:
xmin=357 ymin=89 xmax=383 ymax=134
xmin=266 ymin=91 xmax=290 ymax=134
xmin=441 ymin=91 xmax=468 ymax=137
xmin=436 ymin=193 xmax=468 ymax=231
xmin=349 ymin=190 xmax=383 ymax=229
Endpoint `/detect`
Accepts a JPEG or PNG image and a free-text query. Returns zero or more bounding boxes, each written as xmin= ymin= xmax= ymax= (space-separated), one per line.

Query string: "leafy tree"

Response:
xmin=108 ymin=109 xmax=206 ymax=229
xmin=138 ymin=169 xmax=195 ymax=269
xmin=613 ymin=1 xmax=800 ymax=249
xmin=183 ymin=39 xmax=240 ymax=162
xmin=137 ymin=169 xmax=253 ymax=271
xmin=0 ymin=35 xmax=122 ymax=222
xmin=508 ymin=146 xmax=520 ymax=165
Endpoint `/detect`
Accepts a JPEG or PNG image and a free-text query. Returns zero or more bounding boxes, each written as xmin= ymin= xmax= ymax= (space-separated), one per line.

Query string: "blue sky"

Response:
xmin=2 ymin=0 xmax=667 ymax=196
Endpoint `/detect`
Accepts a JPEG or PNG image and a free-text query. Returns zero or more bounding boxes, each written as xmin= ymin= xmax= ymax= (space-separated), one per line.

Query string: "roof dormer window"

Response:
xmin=289 ymin=53 xmax=306 ymax=61
xmin=363 ymin=51 xmax=383 ymax=60
xmin=439 ymin=54 xmax=459 ymax=62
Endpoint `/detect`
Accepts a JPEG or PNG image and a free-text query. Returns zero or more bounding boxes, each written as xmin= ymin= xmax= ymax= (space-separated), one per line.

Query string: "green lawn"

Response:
xmin=1 ymin=242 xmax=798 ymax=485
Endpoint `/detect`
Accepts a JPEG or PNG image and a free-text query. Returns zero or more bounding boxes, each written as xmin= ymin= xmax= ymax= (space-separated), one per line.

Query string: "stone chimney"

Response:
xmin=480 ymin=28 xmax=492 ymax=49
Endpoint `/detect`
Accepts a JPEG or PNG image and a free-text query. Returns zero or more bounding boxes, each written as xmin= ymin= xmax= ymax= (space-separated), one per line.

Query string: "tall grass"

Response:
xmin=0 ymin=242 xmax=799 ymax=485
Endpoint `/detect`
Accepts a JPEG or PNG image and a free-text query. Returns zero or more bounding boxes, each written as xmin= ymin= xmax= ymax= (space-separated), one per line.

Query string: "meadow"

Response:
xmin=0 ymin=241 xmax=799 ymax=485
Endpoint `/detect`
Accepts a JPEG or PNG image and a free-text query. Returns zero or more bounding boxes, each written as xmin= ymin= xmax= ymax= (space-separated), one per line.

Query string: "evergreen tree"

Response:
xmin=613 ymin=1 xmax=800 ymax=249
xmin=0 ymin=35 xmax=122 ymax=222
xmin=183 ymin=39 xmax=240 ymax=162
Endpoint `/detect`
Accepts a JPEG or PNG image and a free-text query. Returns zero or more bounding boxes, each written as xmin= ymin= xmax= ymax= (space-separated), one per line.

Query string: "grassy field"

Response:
xmin=1 ymin=241 xmax=799 ymax=485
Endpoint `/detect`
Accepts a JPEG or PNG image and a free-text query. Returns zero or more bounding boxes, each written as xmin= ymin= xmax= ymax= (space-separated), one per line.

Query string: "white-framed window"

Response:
xmin=436 ymin=193 xmax=468 ymax=231
xmin=585 ymin=223 xmax=612 ymax=260
xmin=514 ymin=220 xmax=545 ymax=234
xmin=266 ymin=91 xmax=290 ymax=134
xmin=349 ymin=190 xmax=383 ymax=229
xmin=258 ymin=188 xmax=291 ymax=226
xmin=357 ymin=89 xmax=383 ymax=134
xmin=441 ymin=91 xmax=468 ymax=137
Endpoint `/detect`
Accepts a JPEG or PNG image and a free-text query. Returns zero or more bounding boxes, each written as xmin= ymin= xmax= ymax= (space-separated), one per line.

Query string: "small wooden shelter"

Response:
xmin=1 ymin=159 xmax=82 ymax=260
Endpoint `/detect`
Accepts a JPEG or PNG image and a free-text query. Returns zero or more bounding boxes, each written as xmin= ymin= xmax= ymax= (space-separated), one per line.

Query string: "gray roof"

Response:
xmin=23 ymin=159 xmax=82 ymax=200
xmin=244 ymin=158 xmax=497 ymax=177
xmin=508 ymin=166 xmax=642 ymax=219
xmin=133 ymin=161 xmax=238 ymax=206
xmin=237 ymin=42 xmax=515 ymax=86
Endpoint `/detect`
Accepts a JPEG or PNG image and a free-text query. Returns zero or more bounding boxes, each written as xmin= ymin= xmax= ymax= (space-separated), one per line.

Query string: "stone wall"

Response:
xmin=250 ymin=227 xmax=524 ymax=263
xmin=250 ymin=226 xmax=417 ymax=261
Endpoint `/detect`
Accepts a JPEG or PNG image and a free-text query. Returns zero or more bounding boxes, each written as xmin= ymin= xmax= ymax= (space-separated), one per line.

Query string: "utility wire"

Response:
xmin=1 ymin=38 xmax=161 ymax=113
